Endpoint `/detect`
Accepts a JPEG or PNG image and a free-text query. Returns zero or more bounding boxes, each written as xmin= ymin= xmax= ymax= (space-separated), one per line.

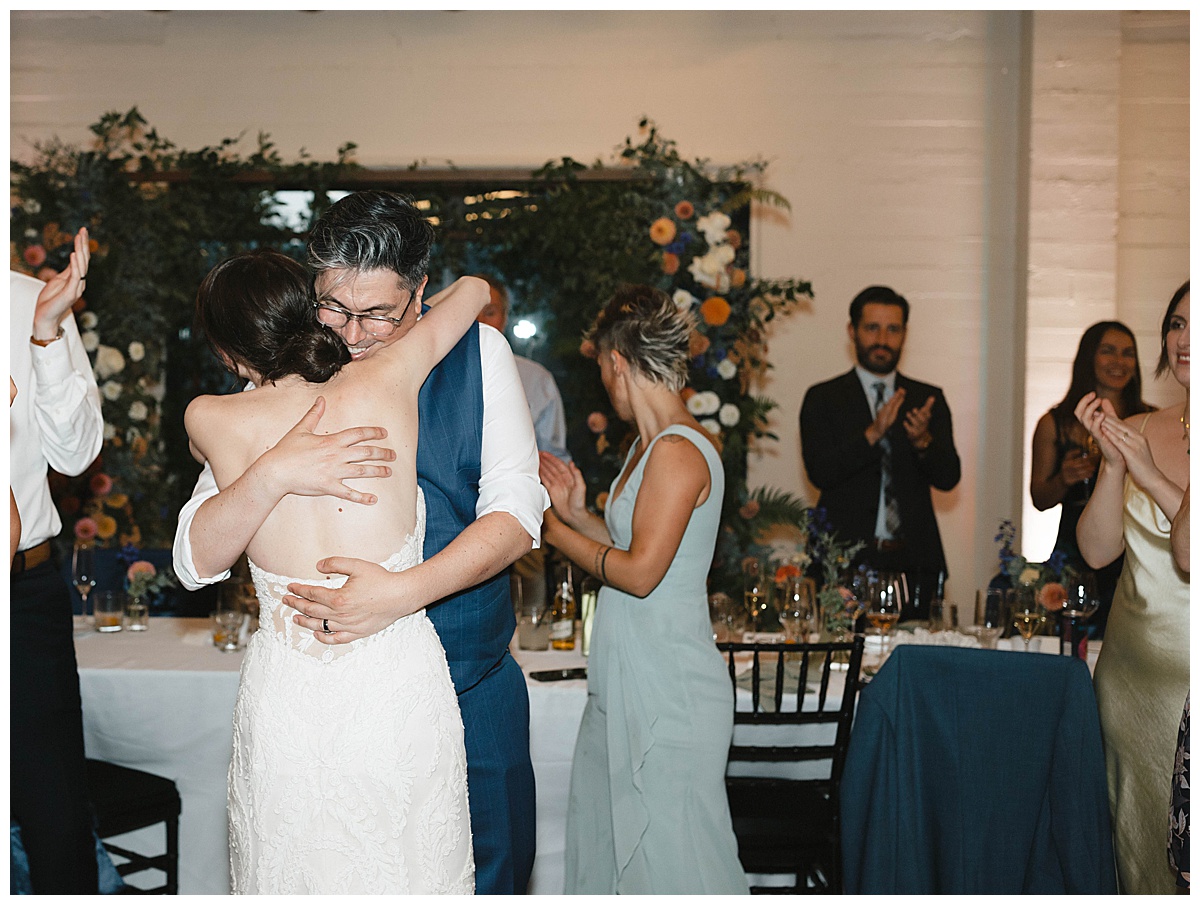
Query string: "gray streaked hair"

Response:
xmin=585 ymin=284 xmax=694 ymax=392
xmin=307 ymin=191 xmax=435 ymax=291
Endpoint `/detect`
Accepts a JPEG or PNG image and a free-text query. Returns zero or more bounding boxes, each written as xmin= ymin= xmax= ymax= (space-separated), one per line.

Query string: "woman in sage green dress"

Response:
xmin=1077 ymin=280 xmax=1190 ymax=895
xmin=539 ymin=285 xmax=747 ymax=895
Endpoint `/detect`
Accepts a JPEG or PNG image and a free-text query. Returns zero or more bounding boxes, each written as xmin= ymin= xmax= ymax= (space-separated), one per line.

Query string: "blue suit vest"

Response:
xmin=416 ymin=320 xmax=516 ymax=693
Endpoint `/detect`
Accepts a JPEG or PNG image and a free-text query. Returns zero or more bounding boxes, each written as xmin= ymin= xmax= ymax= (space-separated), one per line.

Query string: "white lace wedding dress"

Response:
xmin=228 ymin=489 xmax=474 ymax=894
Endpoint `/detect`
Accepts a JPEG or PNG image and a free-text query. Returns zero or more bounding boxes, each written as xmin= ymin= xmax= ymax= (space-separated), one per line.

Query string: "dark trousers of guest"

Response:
xmin=10 ymin=560 xmax=98 ymax=893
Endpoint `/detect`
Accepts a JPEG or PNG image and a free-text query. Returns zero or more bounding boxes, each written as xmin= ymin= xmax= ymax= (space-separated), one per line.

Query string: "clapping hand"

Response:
xmin=539 ymin=451 xmax=588 ymax=527
xmin=32 ymin=227 xmax=90 ymax=341
xmin=903 ymin=395 xmax=936 ymax=449
xmin=1074 ymin=392 xmax=1125 ymax=472
xmin=262 ymin=397 xmax=395 ymax=505
xmin=866 ymin=387 xmax=906 ymax=445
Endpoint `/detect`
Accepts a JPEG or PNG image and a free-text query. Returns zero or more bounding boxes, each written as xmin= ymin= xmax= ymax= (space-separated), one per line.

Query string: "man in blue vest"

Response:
xmin=173 ymin=191 xmax=546 ymax=893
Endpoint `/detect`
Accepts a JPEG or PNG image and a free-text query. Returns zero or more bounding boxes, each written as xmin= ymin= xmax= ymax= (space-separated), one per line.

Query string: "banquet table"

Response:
xmin=73 ymin=618 xmax=1099 ymax=894
xmin=73 ymin=616 xmax=589 ymax=895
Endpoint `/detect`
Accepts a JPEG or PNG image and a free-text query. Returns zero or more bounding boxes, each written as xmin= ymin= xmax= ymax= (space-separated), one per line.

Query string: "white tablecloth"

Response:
xmin=73 ymin=619 xmax=1097 ymax=894
xmin=73 ymin=617 xmax=587 ymax=895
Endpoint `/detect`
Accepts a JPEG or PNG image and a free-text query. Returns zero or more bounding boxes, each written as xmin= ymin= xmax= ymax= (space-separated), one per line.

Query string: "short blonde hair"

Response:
xmin=585 ymin=284 xmax=694 ymax=392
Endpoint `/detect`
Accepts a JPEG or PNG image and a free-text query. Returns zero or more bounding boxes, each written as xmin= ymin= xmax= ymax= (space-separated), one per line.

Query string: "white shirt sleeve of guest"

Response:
xmin=30 ymin=313 xmax=103 ymax=476
xmin=477 ymin=325 xmax=550 ymax=547
xmin=172 ymin=462 xmax=227 ymax=590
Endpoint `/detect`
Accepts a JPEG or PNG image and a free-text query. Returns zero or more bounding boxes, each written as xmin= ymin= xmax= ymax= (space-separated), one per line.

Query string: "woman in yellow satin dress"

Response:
xmin=1076 ymin=280 xmax=1190 ymax=894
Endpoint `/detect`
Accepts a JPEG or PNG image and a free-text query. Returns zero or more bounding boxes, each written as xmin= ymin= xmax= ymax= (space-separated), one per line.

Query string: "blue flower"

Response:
xmin=115 ymin=543 xmax=141 ymax=570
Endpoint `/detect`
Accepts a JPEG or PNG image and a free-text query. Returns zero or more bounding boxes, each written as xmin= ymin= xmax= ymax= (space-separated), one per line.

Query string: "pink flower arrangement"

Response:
xmin=586 ymin=411 xmax=608 ymax=434
xmin=74 ymin=517 xmax=99 ymax=541
xmin=89 ymin=473 xmax=114 ymax=496
xmin=23 ymin=245 xmax=47 ymax=267
xmin=126 ymin=560 xmax=157 ymax=581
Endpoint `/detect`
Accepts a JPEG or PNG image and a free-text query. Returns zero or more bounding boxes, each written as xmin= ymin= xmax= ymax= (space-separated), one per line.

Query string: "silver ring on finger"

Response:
xmin=323 ymin=618 xmax=332 ymax=634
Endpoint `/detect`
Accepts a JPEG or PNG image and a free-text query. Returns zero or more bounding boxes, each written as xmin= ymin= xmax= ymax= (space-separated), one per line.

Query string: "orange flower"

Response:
xmin=661 ymin=252 xmax=680 ymax=275
xmin=700 ymin=296 xmax=731 ymax=326
xmin=105 ymin=493 xmax=129 ymax=508
xmin=1038 ymin=582 xmax=1068 ymax=612
xmin=23 ymin=245 xmax=46 ymax=267
xmin=131 ymin=435 xmax=149 ymax=459
xmin=88 ymin=238 xmax=100 ymax=254
xmin=95 ymin=514 xmax=118 ymax=539
xmin=681 ymin=387 xmax=697 ymax=403
xmin=774 ymin=563 xmax=802 ymax=584
xmin=579 ymin=339 xmax=598 ymax=360
xmin=674 ymin=200 xmax=695 ymax=220
xmin=738 ymin=501 xmax=760 ymax=520
xmin=649 ymin=217 xmax=677 ymax=246
xmin=730 ymin=268 xmax=747 ymax=288
xmin=726 ymin=228 xmax=742 ymax=250
xmin=688 ymin=330 xmax=711 ymax=358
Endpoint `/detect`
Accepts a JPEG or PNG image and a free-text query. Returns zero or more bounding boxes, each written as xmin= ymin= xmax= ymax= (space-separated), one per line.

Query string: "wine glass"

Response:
xmin=966 ymin=588 xmax=1005 ymax=649
xmin=866 ymin=572 xmax=904 ymax=653
xmin=743 ymin=560 xmax=769 ymax=635
xmin=72 ymin=543 xmax=96 ymax=617
xmin=778 ymin=576 xmax=816 ymax=644
xmin=1011 ymin=585 xmax=1047 ymax=652
xmin=1060 ymin=567 xmax=1099 ymax=658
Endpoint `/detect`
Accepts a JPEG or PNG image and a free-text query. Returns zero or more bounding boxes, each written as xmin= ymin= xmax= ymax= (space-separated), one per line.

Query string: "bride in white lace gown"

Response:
xmin=184 ymin=252 xmax=490 ymax=894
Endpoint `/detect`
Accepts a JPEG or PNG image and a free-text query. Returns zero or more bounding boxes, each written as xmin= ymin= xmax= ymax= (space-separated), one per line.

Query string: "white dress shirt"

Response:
xmin=514 ymin=355 xmax=571 ymax=463
xmin=172 ymin=323 xmax=548 ymax=588
xmin=10 ymin=271 xmax=105 ymax=550
xmin=854 ymin=365 xmax=897 ymax=542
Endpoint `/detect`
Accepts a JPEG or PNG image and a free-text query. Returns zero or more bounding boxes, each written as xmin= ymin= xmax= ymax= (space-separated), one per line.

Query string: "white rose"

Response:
xmin=22 ymin=198 xmax=41 ymax=215
xmin=24 ymin=228 xmax=37 ymax=240
xmin=81 ymin=331 xmax=99 ymax=352
xmin=139 ymin=376 xmax=167 ymax=402
xmin=93 ymin=345 xmax=126 ymax=379
xmin=101 ymin=381 xmax=122 ymax=401
xmin=1018 ymin=566 xmax=1041 ymax=586
xmin=79 ymin=311 xmax=98 ymax=330
xmin=672 ymin=289 xmax=697 ymax=311
xmin=717 ymin=358 xmax=738 ymax=380
xmin=718 ymin=403 xmax=741 ymax=427
xmin=103 ymin=423 xmax=116 ymax=440
xmin=696 ymin=211 xmax=731 ymax=246
xmin=689 ymin=390 xmax=720 ymax=416
xmin=686 ymin=394 xmax=709 ymax=416
xmin=128 ymin=341 xmax=145 ymax=362
xmin=687 ymin=244 xmax=735 ymax=291
xmin=700 ymin=419 xmax=721 ymax=436
xmin=128 ymin=401 xmax=149 ymax=422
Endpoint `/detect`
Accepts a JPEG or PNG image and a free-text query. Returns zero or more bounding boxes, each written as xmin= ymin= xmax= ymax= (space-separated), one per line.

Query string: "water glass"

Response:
xmin=125 ymin=596 xmax=150 ymax=632
xmin=967 ymin=588 xmax=1006 ymax=649
xmin=516 ymin=595 xmax=550 ymax=651
xmin=778 ymin=576 xmax=816 ymax=644
xmin=93 ymin=591 xmax=124 ymax=633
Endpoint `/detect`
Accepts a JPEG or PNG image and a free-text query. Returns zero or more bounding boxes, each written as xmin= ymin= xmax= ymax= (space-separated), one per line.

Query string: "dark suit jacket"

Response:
xmin=800 ymin=369 xmax=960 ymax=573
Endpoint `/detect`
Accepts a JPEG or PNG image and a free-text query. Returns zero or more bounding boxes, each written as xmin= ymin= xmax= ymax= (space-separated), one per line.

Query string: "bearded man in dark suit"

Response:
xmin=799 ymin=286 xmax=961 ymax=619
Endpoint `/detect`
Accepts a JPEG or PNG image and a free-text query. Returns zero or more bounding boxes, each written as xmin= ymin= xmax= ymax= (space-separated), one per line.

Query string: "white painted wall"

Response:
xmin=11 ymin=10 xmax=1189 ymax=602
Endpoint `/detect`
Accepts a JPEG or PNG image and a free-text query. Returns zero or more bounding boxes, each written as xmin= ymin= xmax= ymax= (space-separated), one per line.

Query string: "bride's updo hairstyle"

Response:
xmin=196 ymin=250 xmax=350 ymax=385
xmin=584 ymin=284 xmax=695 ymax=392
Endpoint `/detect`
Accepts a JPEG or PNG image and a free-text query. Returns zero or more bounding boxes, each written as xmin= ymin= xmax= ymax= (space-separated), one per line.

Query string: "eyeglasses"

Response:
xmin=313 ymin=291 xmax=415 ymax=338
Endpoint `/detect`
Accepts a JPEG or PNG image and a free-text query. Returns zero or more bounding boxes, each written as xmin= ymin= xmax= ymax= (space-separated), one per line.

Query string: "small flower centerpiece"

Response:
xmin=119 ymin=547 xmax=177 ymax=606
xmin=769 ymin=507 xmax=865 ymax=636
xmin=994 ymin=519 xmax=1068 ymax=613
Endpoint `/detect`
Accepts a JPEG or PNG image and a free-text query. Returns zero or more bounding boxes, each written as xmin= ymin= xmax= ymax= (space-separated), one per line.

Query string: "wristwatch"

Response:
xmin=29 ymin=327 xmax=64 ymax=347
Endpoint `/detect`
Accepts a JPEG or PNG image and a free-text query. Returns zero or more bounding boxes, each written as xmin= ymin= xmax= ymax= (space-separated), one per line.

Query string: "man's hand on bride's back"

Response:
xmin=283 ymin=556 xmax=417 ymax=644
xmin=263 ymin=397 xmax=396 ymax=505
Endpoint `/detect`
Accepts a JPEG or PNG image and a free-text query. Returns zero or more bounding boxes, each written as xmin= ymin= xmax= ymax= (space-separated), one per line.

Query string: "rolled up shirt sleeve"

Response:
xmin=172 ymin=462 xmax=230 ymax=589
xmin=30 ymin=316 xmax=103 ymax=477
xmin=477 ymin=326 xmax=550 ymax=546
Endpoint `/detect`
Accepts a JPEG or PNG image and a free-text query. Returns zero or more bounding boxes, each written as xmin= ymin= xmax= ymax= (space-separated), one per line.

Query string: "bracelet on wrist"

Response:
xmin=30 ymin=326 xmax=65 ymax=347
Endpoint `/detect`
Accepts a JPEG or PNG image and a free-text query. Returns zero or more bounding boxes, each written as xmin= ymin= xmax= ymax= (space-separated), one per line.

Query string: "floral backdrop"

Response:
xmin=12 ymin=112 xmax=818 ymax=600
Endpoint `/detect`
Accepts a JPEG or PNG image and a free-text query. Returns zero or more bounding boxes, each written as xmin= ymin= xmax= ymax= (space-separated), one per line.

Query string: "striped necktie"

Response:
xmin=873 ymin=381 xmax=902 ymax=538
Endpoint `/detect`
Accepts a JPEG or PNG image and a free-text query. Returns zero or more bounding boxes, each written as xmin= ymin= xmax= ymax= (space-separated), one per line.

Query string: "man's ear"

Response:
xmin=845 ymin=321 xmax=856 ymax=344
xmin=414 ymin=275 xmax=429 ymax=307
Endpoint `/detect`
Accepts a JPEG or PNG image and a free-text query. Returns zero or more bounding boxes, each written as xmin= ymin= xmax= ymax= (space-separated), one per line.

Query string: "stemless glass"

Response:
xmin=966 ymin=588 xmax=1006 ymax=649
xmin=72 ymin=543 xmax=96 ymax=616
xmin=867 ymin=572 xmax=904 ymax=652
xmin=1011 ymin=585 xmax=1047 ymax=652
